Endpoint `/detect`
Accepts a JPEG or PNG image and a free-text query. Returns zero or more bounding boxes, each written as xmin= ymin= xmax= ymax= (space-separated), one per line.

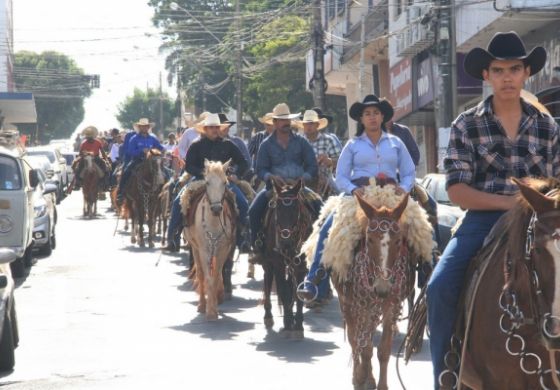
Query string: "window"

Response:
xmin=0 ymin=156 xmax=22 ymax=190
xmin=27 ymin=150 xmax=55 ymax=163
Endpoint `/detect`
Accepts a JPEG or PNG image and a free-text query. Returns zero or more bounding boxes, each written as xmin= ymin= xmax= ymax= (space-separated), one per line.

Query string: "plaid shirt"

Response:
xmin=305 ymin=132 xmax=342 ymax=160
xmin=248 ymin=131 xmax=269 ymax=168
xmin=445 ymin=96 xmax=560 ymax=195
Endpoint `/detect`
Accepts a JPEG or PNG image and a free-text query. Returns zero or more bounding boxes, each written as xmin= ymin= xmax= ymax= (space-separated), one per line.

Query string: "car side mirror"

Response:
xmin=43 ymin=183 xmax=58 ymax=195
xmin=29 ymin=169 xmax=39 ymax=188
xmin=59 ymin=158 xmax=66 ymax=165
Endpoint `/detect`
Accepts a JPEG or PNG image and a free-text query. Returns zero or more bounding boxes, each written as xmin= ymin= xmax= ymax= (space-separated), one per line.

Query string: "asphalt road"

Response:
xmin=0 ymin=192 xmax=433 ymax=389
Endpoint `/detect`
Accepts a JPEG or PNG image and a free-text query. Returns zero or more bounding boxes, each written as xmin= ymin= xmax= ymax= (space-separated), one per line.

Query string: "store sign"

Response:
xmin=388 ymin=58 xmax=412 ymax=120
xmin=414 ymin=56 xmax=435 ymax=109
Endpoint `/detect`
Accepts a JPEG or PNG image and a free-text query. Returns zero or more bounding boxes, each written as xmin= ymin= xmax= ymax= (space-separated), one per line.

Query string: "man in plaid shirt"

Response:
xmin=427 ymin=31 xmax=560 ymax=389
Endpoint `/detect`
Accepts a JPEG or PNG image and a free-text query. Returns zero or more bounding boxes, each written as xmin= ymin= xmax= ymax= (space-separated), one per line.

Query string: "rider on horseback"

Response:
xmin=70 ymin=126 xmax=110 ymax=191
xmin=248 ymin=103 xmax=322 ymax=265
xmin=297 ymin=95 xmax=416 ymax=302
xmin=163 ymin=113 xmax=250 ymax=252
xmin=427 ymin=32 xmax=560 ymax=389
xmin=116 ymin=118 xmax=164 ymax=205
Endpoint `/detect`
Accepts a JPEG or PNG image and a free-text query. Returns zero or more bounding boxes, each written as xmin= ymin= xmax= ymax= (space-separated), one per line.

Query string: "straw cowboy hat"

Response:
xmin=133 ymin=118 xmax=154 ymax=130
xmin=82 ymin=126 xmax=99 ymax=138
xmin=195 ymin=113 xmax=229 ymax=133
xmin=310 ymin=107 xmax=333 ymax=125
xmin=520 ymin=89 xmax=551 ymax=116
xmin=349 ymin=94 xmax=394 ymax=123
xmin=258 ymin=112 xmax=274 ymax=126
xmin=464 ymin=31 xmax=546 ymax=81
xmin=271 ymin=103 xmax=300 ymax=119
xmin=295 ymin=110 xmax=328 ymax=130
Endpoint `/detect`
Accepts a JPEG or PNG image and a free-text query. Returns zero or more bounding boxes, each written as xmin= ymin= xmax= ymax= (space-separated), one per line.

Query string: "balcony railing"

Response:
xmin=396 ymin=6 xmax=434 ymax=57
xmin=342 ymin=1 xmax=388 ymax=62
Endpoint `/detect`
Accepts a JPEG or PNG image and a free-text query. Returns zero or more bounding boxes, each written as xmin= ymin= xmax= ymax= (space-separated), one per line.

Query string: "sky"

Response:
xmin=13 ymin=0 xmax=174 ymax=134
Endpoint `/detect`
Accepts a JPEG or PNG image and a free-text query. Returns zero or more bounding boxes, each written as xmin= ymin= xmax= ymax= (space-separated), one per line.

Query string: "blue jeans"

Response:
xmin=427 ymin=210 xmax=504 ymax=389
xmin=117 ymin=159 xmax=140 ymax=197
xmin=306 ymin=213 xmax=334 ymax=299
xmin=166 ymin=182 xmax=248 ymax=245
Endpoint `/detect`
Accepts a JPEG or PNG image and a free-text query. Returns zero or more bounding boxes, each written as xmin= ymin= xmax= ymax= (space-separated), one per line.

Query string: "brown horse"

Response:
xmin=123 ymin=149 xmax=165 ymax=248
xmin=183 ymin=160 xmax=236 ymax=320
xmin=445 ymin=178 xmax=560 ymax=390
xmin=261 ymin=178 xmax=315 ymax=338
xmin=80 ymin=153 xmax=104 ymax=218
xmin=334 ymin=193 xmax=412 ymax=390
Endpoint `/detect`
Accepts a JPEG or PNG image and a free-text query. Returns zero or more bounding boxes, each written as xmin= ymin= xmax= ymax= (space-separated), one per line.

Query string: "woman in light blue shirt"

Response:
xmin=298 ymin=94 xmax=416 ymax=303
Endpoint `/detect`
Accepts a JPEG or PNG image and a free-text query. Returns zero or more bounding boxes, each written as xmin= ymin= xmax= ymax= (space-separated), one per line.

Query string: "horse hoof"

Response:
xmin=206 ymin=313 xmax=218 ymax=321
xmin=247 ymin=270 xmax=254 ymax=279
xmin=149 ymin=242 xmax=154 ymax=249
xmin=264 ymin=317 xmax=274 ymax=329
xmin=279 ymin=328 xmax=292 ymax=338
xmin=197 ymin=305 xmax=205 ymax=313
xmin=367 ymin=380 xmax=378 ymax=390
xmin=291 ymin=330 xmax=304 ymax=340
xmin=353 ymin=383 xmax=368 ymax=390
xmin=139 ymin=242 xmax=145 ymax=248
xmin=224 ymin=292 xmax=232 ymax=301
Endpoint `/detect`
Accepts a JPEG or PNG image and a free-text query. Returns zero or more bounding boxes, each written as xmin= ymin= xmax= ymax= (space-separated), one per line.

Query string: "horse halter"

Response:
xmin=269 ymin=194 xmax=302 ymax=241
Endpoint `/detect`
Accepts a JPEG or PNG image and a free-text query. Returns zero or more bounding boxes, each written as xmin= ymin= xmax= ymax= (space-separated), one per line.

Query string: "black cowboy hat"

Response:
xmin=349 ymin=94 xmax=394 ymax=123
xmin=218 ymin=113 xmax=236 ymax=126
xmin=464 ymin=31 xmax=547 ymax=81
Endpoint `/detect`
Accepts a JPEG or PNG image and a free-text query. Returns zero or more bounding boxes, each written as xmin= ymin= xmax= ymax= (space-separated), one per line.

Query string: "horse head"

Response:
xmin=512 ymin=177 xmax=560 ymax=348
xmin=204 ymin=159 xmax=230 ymax=216
xmin=355 ymin=192 xmax=408 ymax=298
xmin=270 ymin=177 xmax=306 ymax=252
xmin=143 ymin=148 xmax=165 ymax=186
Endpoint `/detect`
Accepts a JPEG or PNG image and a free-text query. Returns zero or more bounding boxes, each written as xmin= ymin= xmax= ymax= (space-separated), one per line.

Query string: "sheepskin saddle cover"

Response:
xmin=179 ymin=180 xmax=237 ymax=226
xmin=301 ymin=178 xmax=435 ymax=282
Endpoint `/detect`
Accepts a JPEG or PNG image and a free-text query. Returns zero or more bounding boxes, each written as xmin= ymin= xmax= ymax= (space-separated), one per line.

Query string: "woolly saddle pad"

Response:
xmin=300 ymin=178 xmax=435 ymax=282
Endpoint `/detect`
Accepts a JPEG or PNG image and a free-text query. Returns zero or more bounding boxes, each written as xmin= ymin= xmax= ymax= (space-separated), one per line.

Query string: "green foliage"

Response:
xmin=116 ymin=88 xmax=176 ymax=133
xmin=13 ymin=51 xmax=92 ymax=143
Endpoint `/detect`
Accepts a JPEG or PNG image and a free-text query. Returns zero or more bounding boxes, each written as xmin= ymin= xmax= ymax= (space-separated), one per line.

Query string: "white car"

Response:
xmin=26 ymin=146 xmax=68 ymax=203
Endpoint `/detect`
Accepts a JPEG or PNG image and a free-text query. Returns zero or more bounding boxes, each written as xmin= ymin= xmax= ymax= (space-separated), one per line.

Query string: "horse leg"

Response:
xmin=147 ymin=209 xmax=155 ymax=248
xmin=192 ymin=249 xmax=206 ymax=314
xmin=376 ymin=314 xmax=394 ymax=390
xmin=206 ymin=271 xmax=219 ymax=321
xmin=262 ymin=262 xmax=274 ymax=328
xmin=346 ymin=316 xmax=370 ymax=390
xmin=138 ymin=206 xmax=145 ymax=247
xmin=275 ymin=265 xmax=293 ymax=336
xmin=292 ymin=265 xmax=306 ymax=339
xmin=222 ymin=256 xmax=233 ymax=301
xmin=130 ymin=208 xmax=137 ymax=244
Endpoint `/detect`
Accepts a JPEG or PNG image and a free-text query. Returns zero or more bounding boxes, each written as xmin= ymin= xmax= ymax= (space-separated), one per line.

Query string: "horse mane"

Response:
xmin=204 ymin=160 xmax=227 ymax=181
xmin=502 ymin=177 xmax=560 ymax=261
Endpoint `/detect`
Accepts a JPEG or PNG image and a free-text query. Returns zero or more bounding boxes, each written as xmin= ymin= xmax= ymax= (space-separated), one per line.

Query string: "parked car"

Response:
xmin=0 ymin=131 xmax=39 ymax=278
xmin=29 ymin=166 xmax=57 ymax=257
xmin=0 ymin=249 xmax=20 ymax=371
xmin=61 ymin=151 xmax=78 ymax=185
xmin=48 ymin=139 xmax=72 ymax=151
xmin=420 ymin=173 xmax=465 ymax=252
xmin=26 ymin=146 xmax=68 ymax=203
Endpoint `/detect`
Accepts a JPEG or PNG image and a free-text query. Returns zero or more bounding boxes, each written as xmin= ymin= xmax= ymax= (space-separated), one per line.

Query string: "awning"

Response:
xmin=0 ymin=92 xmax=37 ymax=124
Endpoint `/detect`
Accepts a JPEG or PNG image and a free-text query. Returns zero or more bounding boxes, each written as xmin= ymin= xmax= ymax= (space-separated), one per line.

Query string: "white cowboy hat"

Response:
xmin=195 ymin=113 xmax=229 ymax=133
xmin=133 ymin=118 xmax=154 ymax=130
xmin=258 ymin=112 xmax=274 ymax=126
xmin=271 ymin=103 xmax=300 ymax=120
xmin=295 ymin=110 xmax=328 ymax=130
xmin=82 ymin=126 xmax=99 ymax=138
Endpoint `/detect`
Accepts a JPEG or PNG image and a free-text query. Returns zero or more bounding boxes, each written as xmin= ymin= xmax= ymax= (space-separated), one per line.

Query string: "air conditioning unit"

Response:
xmin=508 ymin=0 xmax=560 ymax=7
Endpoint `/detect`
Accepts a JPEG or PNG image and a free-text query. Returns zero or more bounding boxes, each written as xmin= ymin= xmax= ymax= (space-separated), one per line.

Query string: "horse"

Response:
xmin=261 ymin=178 xmax=315 ymax=338
xmin=80 ymin=152 xmax=105 ymax=218
xmin=309 ymin=166 xmax=338 ymax=200
xmin=440 ymin=178 xmax=560 ymax=390
xmin=333 ymin=193 xmax=413 ymax=390
xmin=158 ymin=180 xmax=172 ymax=246
xmin=182 ymin=160 xmax=237 ymax=320
xmin=123 ymin=149 xmax=165 ymax=248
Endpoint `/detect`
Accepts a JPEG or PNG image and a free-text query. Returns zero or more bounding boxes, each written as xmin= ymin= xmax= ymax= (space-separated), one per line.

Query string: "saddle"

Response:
xmin=181 ymin=184 xmax=237 ymax=227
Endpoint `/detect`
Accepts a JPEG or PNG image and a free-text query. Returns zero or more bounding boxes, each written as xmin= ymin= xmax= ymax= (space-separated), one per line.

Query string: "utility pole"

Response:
xmin=312 ymin=0 xmax=326 ymax=111
xmin=435 ymin=1 xmax=456 ymax=130
xmin=236 ymin=0 xmax=243 ymax=138
xmin=358 ymin=14 xmax=366 ymax=99
xmin=159 ymin=71 xmax=164 ymax=136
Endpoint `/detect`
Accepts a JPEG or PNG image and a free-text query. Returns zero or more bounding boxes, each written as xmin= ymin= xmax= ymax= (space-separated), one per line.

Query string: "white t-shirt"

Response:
xmin=177 ymin=128 xmax=200 ymax=159
xmin=109 ymin=143 xmax=120 ymax=161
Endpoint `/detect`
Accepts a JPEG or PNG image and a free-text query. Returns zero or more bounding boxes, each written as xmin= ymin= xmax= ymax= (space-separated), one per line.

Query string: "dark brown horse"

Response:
xmin=80 ymin=153 xmax=104 ymax=218
xmin=261 ymin=178 xmax=314 ymax=338
xmin=446 ymin=178 xmax=560 ymax=390
xmin=123 ymin=149 xmax=165 ymax=248
xmin=334 ymin=193 xmax=413 ymax=390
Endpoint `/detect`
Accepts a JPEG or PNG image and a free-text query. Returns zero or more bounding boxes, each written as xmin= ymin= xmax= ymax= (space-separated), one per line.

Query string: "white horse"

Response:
xmin=183 ymin=160 xmax=237 ymax=320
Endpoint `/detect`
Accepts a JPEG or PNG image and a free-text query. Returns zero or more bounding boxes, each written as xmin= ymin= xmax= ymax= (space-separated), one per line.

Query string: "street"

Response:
xmin=0 ymin=192 xmax=433 ymax=389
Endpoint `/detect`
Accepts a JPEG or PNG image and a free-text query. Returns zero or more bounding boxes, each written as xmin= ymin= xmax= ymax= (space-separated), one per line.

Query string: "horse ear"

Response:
xmin=513 ymin=177 xmax=555 ymax=214
xmin=271 ymin=176 xmax=283 ymax=194
xmin=223 ymin=158 xmax=232 ymax=172
xmin=292 ymin=178 xmax=304 ymax=193
xmin=355 ymin=193 xmax=377 ymax=220
xmin=391 ymin=193 xmax=409 ymax=221
xmin=204 ymin=159 xmax=210 ymax=169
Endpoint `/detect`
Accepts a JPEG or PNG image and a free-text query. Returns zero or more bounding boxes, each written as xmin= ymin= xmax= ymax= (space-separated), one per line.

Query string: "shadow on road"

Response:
xmin=169 ymin=313 xmax=255 ymax=341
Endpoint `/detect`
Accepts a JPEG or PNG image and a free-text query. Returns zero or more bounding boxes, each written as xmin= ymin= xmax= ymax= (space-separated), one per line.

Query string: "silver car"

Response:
xmin=26 ymin=146 xmax=68 ymax=203
xmin=30 ymin=170 xmax=57 ymax=257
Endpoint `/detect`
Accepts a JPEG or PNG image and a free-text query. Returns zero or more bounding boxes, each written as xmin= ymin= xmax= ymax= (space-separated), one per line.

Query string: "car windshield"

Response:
xmin=0 ymin=156 xmax=22 ymax=190
xmin=27 ymin=150 xmax=55 ymax=163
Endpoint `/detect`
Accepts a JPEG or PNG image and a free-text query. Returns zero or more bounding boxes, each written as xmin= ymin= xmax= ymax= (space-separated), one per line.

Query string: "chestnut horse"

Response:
xmin=80 ymin=153 xmax=104 ymax=218
xmin=261 ymin=178 xmax=315 ymax=338
xmin=123 ymin=149 xmax=165 ymax=248
xmin=183 ymin=160 xmax=236 ymax=321
xmin=442 ymin=178 xmax=560 ymax=390
xmin=334 ymin=193 xmax=412 ymax=390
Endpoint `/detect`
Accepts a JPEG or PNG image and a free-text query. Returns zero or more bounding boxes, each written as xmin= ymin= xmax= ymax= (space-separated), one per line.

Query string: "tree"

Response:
xmin=116 ymin=88 xmax=176 ymax=135
xmin=13 ymin=51 xmax=92 ymax=144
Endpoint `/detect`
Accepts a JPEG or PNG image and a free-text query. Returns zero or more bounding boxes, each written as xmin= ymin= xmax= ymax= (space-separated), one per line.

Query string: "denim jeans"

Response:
xmin=426 ymin=210 xmax=504 ymax=389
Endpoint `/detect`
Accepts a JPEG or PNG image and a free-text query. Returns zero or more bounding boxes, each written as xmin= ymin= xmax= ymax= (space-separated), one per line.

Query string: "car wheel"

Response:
xmin=0 ymin=313 xmax=15 ymax=371
xmin=9 ymin=300 xmax=18 ymax=349
xmin=9 ymin=259 xmax=25 ymax=279
xmin=51 ymin=230 xmax=56 ymax=250
xmin=23 ymin=244 xmax=34 ymax=267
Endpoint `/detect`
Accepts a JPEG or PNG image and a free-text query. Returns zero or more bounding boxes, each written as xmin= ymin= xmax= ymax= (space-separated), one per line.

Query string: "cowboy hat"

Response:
xmin=349 ymin=94 xmax=394 ymax=123
xmin=464 ymin=31 xmax=547 ymax=81
xmin=195 ymin=113 xmax=229 ymax=133
xmin=310 ymin=107 xmax=333 ymax=125
xmin=218 ymin=113 xmax=236 ymax=126
xmin=258 ymin=113 xmax=274 ymax=126
xmin=133 ymin=118 xmax=154 ymax=130
xmin=295 ymin=110 xmax=328 ymax=130
xmin=271 ymin=103 xmax=300 ymax=119
xmin=82 ymin=126 xmax=99 ymax=138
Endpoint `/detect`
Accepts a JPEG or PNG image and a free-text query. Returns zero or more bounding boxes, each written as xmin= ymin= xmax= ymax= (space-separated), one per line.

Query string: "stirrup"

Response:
xmin=296 ymin=281 xmax=318 ymax=304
